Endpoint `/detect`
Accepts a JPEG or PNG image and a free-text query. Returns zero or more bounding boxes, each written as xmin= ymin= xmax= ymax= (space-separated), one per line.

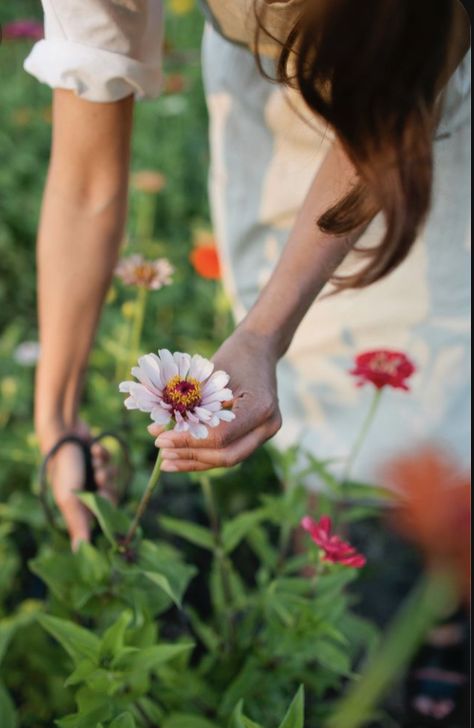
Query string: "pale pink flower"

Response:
xmin=119 ymin=350 xmax=235 ymax=439
xmin=115 ymin=255 xmax=174 ymax=290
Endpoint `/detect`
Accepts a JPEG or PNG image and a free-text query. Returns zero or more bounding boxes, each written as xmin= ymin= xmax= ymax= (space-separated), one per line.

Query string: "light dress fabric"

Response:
xmin=25 ymin=1 xmax=471 ymax=487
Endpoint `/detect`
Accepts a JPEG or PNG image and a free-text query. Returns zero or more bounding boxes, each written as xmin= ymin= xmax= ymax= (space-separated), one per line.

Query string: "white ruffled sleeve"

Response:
xmin=23 ymin=0 xmax=163 ymax=102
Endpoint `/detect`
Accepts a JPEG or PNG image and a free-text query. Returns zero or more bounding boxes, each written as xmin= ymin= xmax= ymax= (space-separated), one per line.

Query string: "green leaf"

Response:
xmin=37 ymin=614 xmax=100 ymax=665
xmin=221 ymin=509 xmax=268 ymax=554
xmin=163 ymin=716 xmax=220 ymax=728
xmin=0 ymin=601 xmax=43 ymax=666
xmin=341 ymin=480 xmax=394 ymax=503
xmin=76 ymin=541 xmax=110 ymax=585
xmin=115 ymin=643 xmax=194 ymax=673
xmin=55 ymin=705 xmax=112 ymax=728
xmin=100 ymin=610 xmax=132 ymax=661
xmin=314 ymin=640 xmax=352 ymax=676
xmin=187 ymin=608 xmax=220 ymax=653
xmin=138 ymin=540 xmax=196 ymax=607
xmin=159 ymin=516 xmax=214 ymax=551
xmin=0 ymin=683 xmax=17 ymax=728
xmin=29 ymin=551 xmax=82 ymax=605
xmin=64 ymin=659 xmax=98 ymax=688
xmin=109 ymin=713 xmax=136 ymax=728
xmin=278 ymin=686 xmax=305 ymax=728
xmin=143 ymin=571 xmax=185 ymax=608
xmin=78 ymin=493 xmax=129 ymax=546
xmin=246 ymin=526 xmax=277 ymax=570
xmin=229 ymin=701 xmax=262 ymax=728
xmin=304 ymin=455 xmax=341 ymax=493
xmin=219 ymin=658 xmax=261 ymax=717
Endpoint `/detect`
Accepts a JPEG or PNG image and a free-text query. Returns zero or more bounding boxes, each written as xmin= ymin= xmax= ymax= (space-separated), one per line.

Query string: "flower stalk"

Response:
xmin=200 ymin=475 xmax=234 ymax=650
xmin=121 ymin=450 xmax=163 ymax=550
xmin=130 ymin=285 xmax=148 ymax=365
xmin=342 ymin=388 xmax=382 ymax=486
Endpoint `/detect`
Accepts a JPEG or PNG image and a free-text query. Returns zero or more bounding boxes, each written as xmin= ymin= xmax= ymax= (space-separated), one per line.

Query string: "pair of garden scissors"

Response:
xmin=39 ymin=431 xmax=132 ymax=534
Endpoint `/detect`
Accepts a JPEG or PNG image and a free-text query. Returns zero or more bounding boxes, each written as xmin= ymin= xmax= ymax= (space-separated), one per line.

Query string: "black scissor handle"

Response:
xmin=39 ymin=431 xmax=132 ymax=534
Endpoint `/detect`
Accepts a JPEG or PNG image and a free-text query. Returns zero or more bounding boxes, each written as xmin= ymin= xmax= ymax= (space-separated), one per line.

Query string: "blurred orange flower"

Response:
xmin=384 ymin=447 xmax=471 ymax=601
xmin=190 ymin=240 xmax=221 ymax=280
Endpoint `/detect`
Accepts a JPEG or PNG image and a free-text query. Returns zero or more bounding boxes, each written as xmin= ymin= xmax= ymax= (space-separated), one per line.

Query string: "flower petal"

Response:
xmin=126 ymin=382 xmax=158 ymax=411
xmin=158 ymin=348 xmax=178 ymax=382
xmin=137 ymin=353 xmax=164 ymax=390
xmin=173 ymin=351 xmax=191 ymax=379
xmin=194 ymin=406 xmax=214 ymax=422
xmin=123 ymin=396 xmax=139 ymax=410
xmin=202 ymin=370 xmax=230 ymax=396
xmin=188 ymin=421 xmax=209 ymax=439
xmin=151 ymin=406 xmax=172 ymax=425
xmin=216 ymin=409 xmax=235 ymax=422
xmin=188 ymin=354 xmax=214 ymax=382
xmin=173 ymin=411 xmax=189 ymax=432
xmin=201 ymin=387 xmax=233 ymax=405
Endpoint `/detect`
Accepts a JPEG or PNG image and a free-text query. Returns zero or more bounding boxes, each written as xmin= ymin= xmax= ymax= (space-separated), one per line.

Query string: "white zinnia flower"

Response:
xmin=119 ymin=349 xmax=235 ymax=439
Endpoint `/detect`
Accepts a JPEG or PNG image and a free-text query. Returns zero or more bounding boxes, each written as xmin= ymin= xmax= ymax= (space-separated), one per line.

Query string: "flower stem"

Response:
xmin=119 ymin=284 xmax=148 ymax=383
xmin=136 ymin=192 xmax=156 ymax=244
xmin=130 ymin=285 xmax=148 ymax=364
xmin=342 ymin=388 xmax=383 ymax=486
xmin=325 ymin=569 xmax=457 ymax=728
xmin=200 ymin=475 xmax=219 ymax=537
xmin=122 ymin=450 xmax=163 ymax=549
xmin=199 ymin=476 xmax=234 ymax=650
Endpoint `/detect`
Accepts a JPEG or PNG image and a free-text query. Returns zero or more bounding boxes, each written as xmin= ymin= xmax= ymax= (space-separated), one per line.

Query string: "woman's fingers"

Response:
xmin=160 ymin=420 xmax=278 ymax=472
xmin=154 ymin=396 xmax=278 ymax=452
xmin=147 ymin=423 xmax=166 ymax=438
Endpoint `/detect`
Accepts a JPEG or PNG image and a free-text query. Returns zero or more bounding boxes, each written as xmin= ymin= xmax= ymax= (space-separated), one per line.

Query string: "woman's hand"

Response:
xmin=148 ymin=329 xmax=282 ymax=471
xmin=39 ymin=421 xmax=117 ymax=550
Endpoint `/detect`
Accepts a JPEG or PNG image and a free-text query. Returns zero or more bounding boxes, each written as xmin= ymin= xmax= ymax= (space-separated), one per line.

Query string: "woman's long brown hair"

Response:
xmin=255 ymin=0 xmax=463 ymax=289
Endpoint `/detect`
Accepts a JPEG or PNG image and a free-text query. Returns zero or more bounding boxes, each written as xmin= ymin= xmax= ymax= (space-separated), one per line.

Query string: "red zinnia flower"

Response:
xmin=350 ymin=350 xmax=416 ymax=391
xmin=384 ymin=447 xmax=471 ymax=601
xmin=3 ymin=20 xmax=44 ymax=41
xmin=190 ymin=245 xmax=221 ymax=280
xmin=301 ymin=516 xmax=367 ymax=568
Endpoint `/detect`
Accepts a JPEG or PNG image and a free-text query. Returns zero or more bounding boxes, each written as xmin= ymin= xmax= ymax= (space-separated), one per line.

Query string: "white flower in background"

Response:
xmin=13 ymin=341 xmax=41 ymax=366
xmin=119 ymin=350 xmax=235 ymax=439
xmin=115 ymin=255 xmax=174 ymax=290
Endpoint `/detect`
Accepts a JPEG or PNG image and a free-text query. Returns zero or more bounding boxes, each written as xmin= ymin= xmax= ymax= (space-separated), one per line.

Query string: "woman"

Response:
xmin=25 ymin=2 xmax=470 ymax=718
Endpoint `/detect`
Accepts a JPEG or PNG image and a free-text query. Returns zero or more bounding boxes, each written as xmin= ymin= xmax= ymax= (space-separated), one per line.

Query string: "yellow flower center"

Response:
xmin=133 ymin=263 xmax=156 ymax=286
xmin=163 ymin=375 xmax=202 ymax=414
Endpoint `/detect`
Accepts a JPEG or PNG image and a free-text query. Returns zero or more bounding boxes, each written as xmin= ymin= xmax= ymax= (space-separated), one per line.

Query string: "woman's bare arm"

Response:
xmin=35 ymin=89 xmax=133 ymax=546
xmin=151 ymin=142 xmax=366 ymax=470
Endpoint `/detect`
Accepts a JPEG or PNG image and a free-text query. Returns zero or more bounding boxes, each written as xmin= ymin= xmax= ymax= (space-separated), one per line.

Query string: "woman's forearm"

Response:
xmin=35 ymin=90 xmax=134 ymax=450
xmin=238 ymin=142 xmax=367 ymax=358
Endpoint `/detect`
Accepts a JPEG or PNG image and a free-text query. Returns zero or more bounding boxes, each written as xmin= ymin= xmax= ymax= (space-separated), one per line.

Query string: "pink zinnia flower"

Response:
xmin=350 ymin=350 xmax=416 ymax=391
xmin=301 ymin=516 xmax=366 ymax=568
xmin=115 ymin=255 xmax=174 ymax=290
xmin=120 ymin=349 xmax=235 ymax=439
xmin=3 ymin=20 xmax=43 ymax=41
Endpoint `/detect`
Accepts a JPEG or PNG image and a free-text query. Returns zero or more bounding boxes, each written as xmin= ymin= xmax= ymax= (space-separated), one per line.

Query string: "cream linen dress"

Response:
xmin=25 ymin=1 xmax=471 ymax=485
